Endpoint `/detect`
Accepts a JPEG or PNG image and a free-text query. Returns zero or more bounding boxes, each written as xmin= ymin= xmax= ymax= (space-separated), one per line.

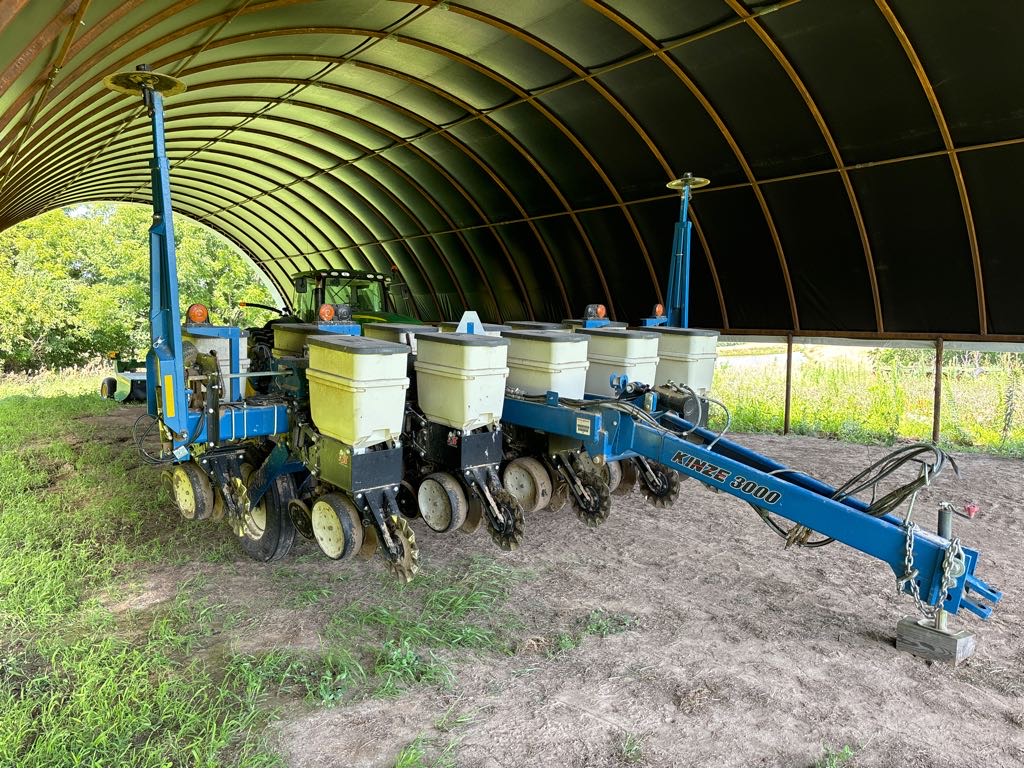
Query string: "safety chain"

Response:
xmin=896 ymin=501 xmax=966 ymax=620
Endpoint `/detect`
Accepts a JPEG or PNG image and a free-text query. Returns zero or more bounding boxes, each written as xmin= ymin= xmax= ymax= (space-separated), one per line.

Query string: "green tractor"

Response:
xmin=101 ymin=267 xmax=419 ymax=402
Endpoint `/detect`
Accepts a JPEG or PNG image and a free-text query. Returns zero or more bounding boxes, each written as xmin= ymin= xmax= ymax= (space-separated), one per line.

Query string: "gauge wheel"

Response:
xmin=171 ymin=463 xmax=213 ymax=521
xmin=460 ymin=498 xmax=483 ymax=534
xmin=613 ymin=459 xmax=639 ymax=496
xmin=502 ymin=457 xmax=553 ymax=514
xmin=396 ymin=480 xmax=419 ymax=519
xmin=601 ymin=459 xmax=623 ymax=495
xmin=311 ymin=493 xmax=364 ymax=561
xmin=235 ymin=457 xmax=296 ymax=562
xmin=417 ymin=472 xmax=468 ymax=533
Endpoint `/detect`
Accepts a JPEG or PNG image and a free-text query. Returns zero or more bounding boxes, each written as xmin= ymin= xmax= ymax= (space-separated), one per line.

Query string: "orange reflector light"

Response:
xmin=653 ymin=303 xmax=665 ymax=317
xmin=595 ymin=304 xmax=607 ymax=319
xmin=318 ymin=303 xmax=336 ymax=322
xmin=186 ymin=303 xmax=208 ymax=324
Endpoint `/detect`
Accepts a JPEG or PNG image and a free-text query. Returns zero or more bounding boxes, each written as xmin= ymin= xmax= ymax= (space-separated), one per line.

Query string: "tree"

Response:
xmin=0 ymin=203 xmax=277 ymax=372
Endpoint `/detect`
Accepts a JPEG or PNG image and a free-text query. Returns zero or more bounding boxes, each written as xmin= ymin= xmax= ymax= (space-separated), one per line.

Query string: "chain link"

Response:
xmin=896 ymin=514 xmax=965 ymax=620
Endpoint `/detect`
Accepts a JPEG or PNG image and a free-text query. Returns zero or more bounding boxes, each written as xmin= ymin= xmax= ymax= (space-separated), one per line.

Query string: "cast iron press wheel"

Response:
xmin=310 ymin=493 xmax=364 ymax=560
xmin=572 ymin=470 xmax=612 ymax=528
xmin=384 ymin=515 xmax=420 ymax=583
xmin=488 ymin=489 xmax=525 ymax=551
xmin=417 ymin=472 xmax=468 ymax=533
xmin=639 ymin=461 xmax=681 ymax=509
xmin=502 ymin=457 xmax=553 ymax=514
xmin=233 ymin=455 xmax=297 ymax=562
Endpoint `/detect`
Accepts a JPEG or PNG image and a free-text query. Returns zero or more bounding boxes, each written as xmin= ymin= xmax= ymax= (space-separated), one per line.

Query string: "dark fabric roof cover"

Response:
xmin=1 ymin=0 xmax=1021 ymax=339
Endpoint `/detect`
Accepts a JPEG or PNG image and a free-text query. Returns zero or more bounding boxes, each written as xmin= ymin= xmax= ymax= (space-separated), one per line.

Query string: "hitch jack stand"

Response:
xmin=896 ymin=503 xmax=976 ymax=665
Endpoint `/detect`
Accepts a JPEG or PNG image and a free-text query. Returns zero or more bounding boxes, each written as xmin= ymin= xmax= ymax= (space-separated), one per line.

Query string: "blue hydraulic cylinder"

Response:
xmin=666 ymin=184 xmax=693 ymax=328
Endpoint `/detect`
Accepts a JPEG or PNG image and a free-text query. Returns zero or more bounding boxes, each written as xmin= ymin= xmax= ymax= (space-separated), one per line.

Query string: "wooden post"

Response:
xmin=783 ymin=333 xmax=794 ymax=435
xmin=932 ymin=338 xmax=944 ymax=443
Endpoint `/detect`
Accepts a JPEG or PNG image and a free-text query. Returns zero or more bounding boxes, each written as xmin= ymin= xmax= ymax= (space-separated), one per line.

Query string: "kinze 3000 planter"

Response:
xmin=109 ymin=66 xmax=1001 ymax=663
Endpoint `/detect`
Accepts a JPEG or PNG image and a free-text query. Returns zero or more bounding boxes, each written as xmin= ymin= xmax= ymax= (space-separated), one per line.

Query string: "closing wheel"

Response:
xmin=614 ymin=459 xmax=639 ymax=496
xmin=383 ymin=515 xmax=419 ymax=583
xmin=601 ymin=460 xmax=623 ymax=495
xmin=572 ymin=471 xmax=612 ymax=528
xmin=171 ymin=463 xmax=213 ymax=521
xmin=502 ymin=457 xmax=553 ymax=514
xmin=311 ymin=493 xmax=364 ymax=561
xmin=640 ymin=461 xmax=681 ymax=509
xmin=460 ymin=498 xmax=483 ymax=534
xmin=488 ymin=489 xmax=525 ymax=551
xmin=417 ymin=473 xmax=468 ymax=533
xmin=234 ymin=458 xmax=296 ymax=562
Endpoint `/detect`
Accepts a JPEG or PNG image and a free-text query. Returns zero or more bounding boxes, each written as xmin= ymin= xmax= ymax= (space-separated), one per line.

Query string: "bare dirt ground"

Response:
xmin=102 ymin=404 xmax=1023 ymax=768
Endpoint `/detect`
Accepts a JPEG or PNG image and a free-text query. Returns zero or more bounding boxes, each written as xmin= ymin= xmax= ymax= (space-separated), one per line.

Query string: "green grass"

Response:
xmin=711 ymin=353 xmax=1024 ymax=457
xmin=0 ymin=383 xmax=279 ymax=766
xmin=620 ymin=731 xmax=644 ymax=765
xmin=229 ymin=557 xmax=526 ymax=710
xmin=393 ymin=735 xmax=459 ymax=769
xmin=815 ymin=744 xmax=856 ymax=768
xmin=546 ymin=609 xmax=637 ymax=658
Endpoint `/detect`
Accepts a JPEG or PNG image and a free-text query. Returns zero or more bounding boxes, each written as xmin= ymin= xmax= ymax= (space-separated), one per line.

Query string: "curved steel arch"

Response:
xmin=723 ymin=0 xmax=882 ymax=333
xmin=29 ymin=145 xmax=328 ymax=275
xmin=175 ymin=75 xmax=536 ymax=318
xmin=873 ymin=0 xmax=986 ymax=335
xmin=164 ymin=90 xmax=509 ymax=319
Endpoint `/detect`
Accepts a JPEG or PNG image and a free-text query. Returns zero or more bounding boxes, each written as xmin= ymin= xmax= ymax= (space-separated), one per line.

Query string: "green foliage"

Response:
xmin=0 ymin=394 xmax=277 ymax=766
xmin=620 ymin=732 xmax=644 ymax=765
xmin=0 ymin=203 xmax=276 ymax=372
xmin=815 ymin=744 xmax=856 ymax=768
xmin=711 ymin=350 xmax=1024 ymax=457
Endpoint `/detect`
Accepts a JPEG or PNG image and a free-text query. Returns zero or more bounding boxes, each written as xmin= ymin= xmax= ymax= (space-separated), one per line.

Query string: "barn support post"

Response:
xmin=932 ymin=338 xmax=944 ymax=443
xmin=783 ymin=333 xmax=794 ymax=435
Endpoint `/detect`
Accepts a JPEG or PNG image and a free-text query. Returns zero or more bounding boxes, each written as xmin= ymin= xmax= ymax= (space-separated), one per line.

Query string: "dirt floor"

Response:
xmin=105 ymin=407 xmax=1023 ymax=768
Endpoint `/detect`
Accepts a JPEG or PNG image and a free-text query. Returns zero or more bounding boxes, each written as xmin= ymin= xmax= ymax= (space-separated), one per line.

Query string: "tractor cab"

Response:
xmin=291 ymin=269 xmax=418 ymax=326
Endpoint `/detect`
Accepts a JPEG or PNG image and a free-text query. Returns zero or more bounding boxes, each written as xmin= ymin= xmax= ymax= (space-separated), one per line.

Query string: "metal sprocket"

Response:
xmin=488 ymin=488 xmax=525 ymax=551
xmin=572 ymin=470 xmax=612 ymax=527
xmin=383 ymin=515 xmax=420 ymax=583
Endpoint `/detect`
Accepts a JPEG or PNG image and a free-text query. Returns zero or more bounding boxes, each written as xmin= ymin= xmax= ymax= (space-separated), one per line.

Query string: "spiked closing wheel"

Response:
xmin=640 ymin=462 xmax=681 ymax=509
xmin=488 ymin=489 xmax=525 ymax=551
xmin=572 ymin=470 xmax=612 ymax=527
xmin=103 ymin=69 xmax=186 ymax=96
xmin=383 ymin=515 xmax=419 ymax=583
